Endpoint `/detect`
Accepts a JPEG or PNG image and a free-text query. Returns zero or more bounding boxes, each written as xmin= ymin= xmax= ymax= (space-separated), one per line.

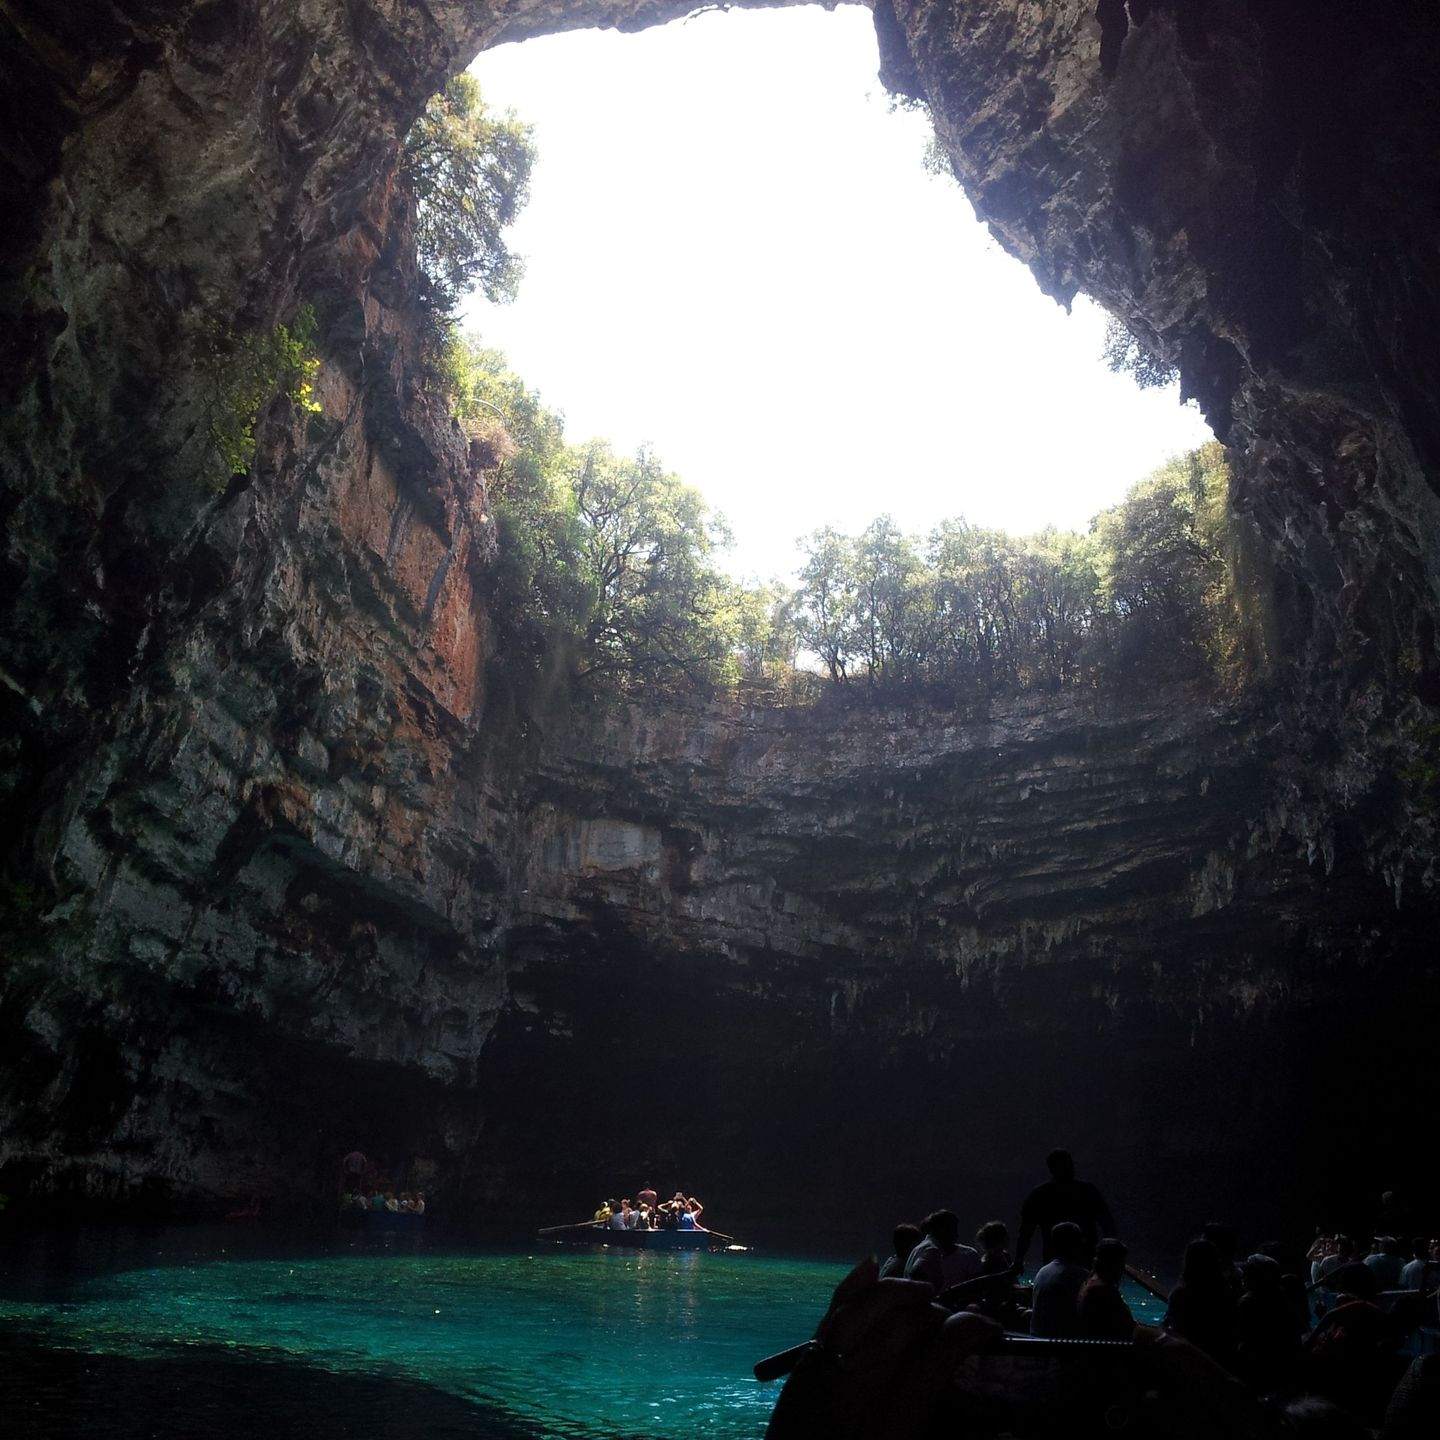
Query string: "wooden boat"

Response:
xmin=538 ymin=1220 xmax=740 ymax=1251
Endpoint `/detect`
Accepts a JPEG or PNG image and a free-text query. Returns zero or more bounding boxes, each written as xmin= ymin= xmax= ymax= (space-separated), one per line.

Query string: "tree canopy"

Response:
xmin=447 ymin=340 xmax=739 ymax=695
xmin=406 ymin=77 xmax=1259 ymax=710
xmin=1101 ymin=314 xmax=1180 ymax=390
xmin=402 ymin=74 xmax=535 ymax=314
xmin=786 ymin=443 xmax=1262 ymax=699
xmin=446 ymin=334 xmax=1264 ymax=707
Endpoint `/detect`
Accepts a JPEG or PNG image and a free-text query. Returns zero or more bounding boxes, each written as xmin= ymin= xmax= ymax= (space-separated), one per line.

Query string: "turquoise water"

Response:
xmin=0 ymin=1245 xmax=845 ymax=1438
xmin=0 ymin=1241 xmax=1170 ymax=1438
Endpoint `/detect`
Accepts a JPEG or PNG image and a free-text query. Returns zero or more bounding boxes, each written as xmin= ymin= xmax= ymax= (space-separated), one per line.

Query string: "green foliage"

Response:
xmin=1093 ymin=446 xmax=1218 ymax=672
xmin=568 ymin=442 xmax=734 ymax=688
xmin=445 ymin=332 xmax=1260 ymax=706
xmin=403 ymin=74 xmax=535 ymax=313
xmin=1102 ymin=314 xmax=1180 ymax=390
xmin=793 ymin=527 xmax=859 ymax=683
xmin=787 ymin=441 xmax=1260 ymax=700
xmin=203 ymin=305 xmax=322 ymax=482
xmin=730 ymin=580 xmax=798 ymax=685
xmin=1095 ymin=441 xmax=1267 ymax=684
xmin=448 ymin=340 xmax=735 ymax=695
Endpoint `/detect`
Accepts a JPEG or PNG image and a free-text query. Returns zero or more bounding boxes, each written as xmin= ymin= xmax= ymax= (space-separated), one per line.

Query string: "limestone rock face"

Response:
xmin=2 ymin=1 xmax=1440 ymax=1246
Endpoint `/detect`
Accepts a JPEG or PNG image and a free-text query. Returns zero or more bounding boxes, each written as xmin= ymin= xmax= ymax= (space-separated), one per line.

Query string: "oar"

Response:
xmin=703 ymin=1229 xmax=743 ymax=1245
xmin=753 ymin=1339 xmax=821 ymax=1382
xmin=937 ymin=1263 xmax=1023 ymax=1308
xmin=537 ymin=1220 xmax=604 ymax=1236
xmin=1125 ymin=1262 xmax=1170 ymax=1301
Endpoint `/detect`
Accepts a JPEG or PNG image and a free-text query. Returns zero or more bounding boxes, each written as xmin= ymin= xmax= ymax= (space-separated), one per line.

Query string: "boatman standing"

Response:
xmin=1015 ymin=1149 xmax=1117 ymax=1266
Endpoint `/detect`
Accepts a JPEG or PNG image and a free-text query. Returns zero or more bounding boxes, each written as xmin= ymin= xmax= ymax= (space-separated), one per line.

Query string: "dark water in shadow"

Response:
xmin=2 ymin=1338 xmax=536 ymax=1440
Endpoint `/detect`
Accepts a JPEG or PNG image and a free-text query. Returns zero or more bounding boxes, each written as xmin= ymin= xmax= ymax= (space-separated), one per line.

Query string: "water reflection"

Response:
xmin=0 ymin=1239 xmax=842 ymax=1439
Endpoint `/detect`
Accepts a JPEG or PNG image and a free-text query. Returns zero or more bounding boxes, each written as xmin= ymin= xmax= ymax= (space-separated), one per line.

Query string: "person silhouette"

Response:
xmin=1015 ymin=1149 xmax=1117 ymax=1266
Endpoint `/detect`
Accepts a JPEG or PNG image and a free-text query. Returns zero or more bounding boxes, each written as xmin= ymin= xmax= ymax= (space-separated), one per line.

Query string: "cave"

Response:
xmin=2 ymin=0 xmax=1440 ymax=1286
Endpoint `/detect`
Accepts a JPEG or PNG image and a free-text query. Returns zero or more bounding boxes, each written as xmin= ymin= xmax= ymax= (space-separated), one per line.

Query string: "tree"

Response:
xmin=453 ymin=345 xmax=587 ymax=677
xmin=1012 ymin=529 xmax=1100 ymax=689
xmin=1101 ymin=314 xmax=1180 ymax=390
xmin=852 ymin=515 xmax=926 ymax=687
xmin=794 ymin=528 xmax=859 ymax=683
xmin=402 ymin=74 xmax=536 ymax=313
xmin=568 ymin=442 xmax=734 ymax=690
xmin=731 ymin=581 xmax=798 ymax=684
xmin=1091 ymin=447 xmax=1226 ymax=677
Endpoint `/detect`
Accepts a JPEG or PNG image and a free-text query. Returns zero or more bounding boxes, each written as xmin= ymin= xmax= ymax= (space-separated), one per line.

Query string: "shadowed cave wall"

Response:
xmin=2 ymin=1 xmax=1440 ymax=1251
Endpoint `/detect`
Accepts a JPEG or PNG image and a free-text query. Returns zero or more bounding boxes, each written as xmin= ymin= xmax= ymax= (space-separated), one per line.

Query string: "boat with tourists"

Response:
xmin=540 ymin=1189 xmax=745 ymax=1250
xmin=539 ymin=1220 xmax=731 ymax=1250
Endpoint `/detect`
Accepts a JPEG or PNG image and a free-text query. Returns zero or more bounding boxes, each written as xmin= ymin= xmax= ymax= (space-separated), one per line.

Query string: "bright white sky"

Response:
xmin=463 ymin=6 xmax=1212 ymax=582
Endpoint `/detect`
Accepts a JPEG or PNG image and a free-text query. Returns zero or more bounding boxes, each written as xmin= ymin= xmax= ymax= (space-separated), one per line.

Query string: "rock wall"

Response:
xmin=3 ymin=0 xmax=1440 ymax=1248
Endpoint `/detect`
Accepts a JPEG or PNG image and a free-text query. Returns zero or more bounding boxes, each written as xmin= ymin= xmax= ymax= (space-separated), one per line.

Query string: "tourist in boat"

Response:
xmin=879 ymin=1223 xmax=923 ymax=1279
xmin=593 ymin=1199 xmax=613 ymax=1225
xmin=971 ymin=1220 xmax=1026 ymax=1325
xmin=677 ymin=1198 xmax=703 ymax=1230
xmin=1163 ymin=1237 xmax=1237 ymax=1367
xmin=637 ymin=1186 xmax=658 ymax=1211
xmin=1311 ymin=1233 xmax=1357 ymax=1287
xmin=976 ymin=1221 xmax=1014 ymax=1277
xmin=1399 ymin=1237 xmax=1439 ymax=1293
xmin=611 ymin=1199 xmax=634 ymax=1229
xmin=1078 ymin=1237 xmax=1135 ymax=1339
xmin=340 ymin=1149 xmax=368 ymax=1194
xmin=1015 ymin=1148 xmax=1116 ymax=1266
xmin=1234 ymin=1252 xmax=1302 ymax=1392
xmin=1302 ymin=1262 xmax=1399 ymax=1422
xmin=369 ymin=1188 xmax=387 ymax=1212
xmin=1203 ymin=1222 xmax=1244 ymax=1299
xmin=904 ymin=1210 xmax=981 ymax=1294
xmin=1377 ymin=1189 xmax=1411 ymax=1240
xmin=1305 ymin=1229 xmax=1336 ymax=1276
xmin=1029 ymin=1221 xmax=1089 ymax=1337
xmin=1364 ymin=1235 xmax=1407 ymax=1290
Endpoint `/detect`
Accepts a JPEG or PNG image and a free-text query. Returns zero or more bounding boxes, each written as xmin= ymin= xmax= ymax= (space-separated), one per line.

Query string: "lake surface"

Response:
xmin=0 ymin=1232 xmax=1168 ymax=1439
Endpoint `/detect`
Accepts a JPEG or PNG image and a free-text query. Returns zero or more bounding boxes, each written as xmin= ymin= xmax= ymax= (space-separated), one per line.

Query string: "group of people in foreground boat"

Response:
xmin=875 ymin=1149 xmax=1439 ymax=1430
xmin=592 ymin=1188 xmax=704 ymax=1231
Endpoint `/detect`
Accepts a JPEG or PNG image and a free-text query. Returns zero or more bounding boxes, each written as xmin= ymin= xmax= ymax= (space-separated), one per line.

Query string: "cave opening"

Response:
xmin=460 ymin=7 xmax=1212 ymax=585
